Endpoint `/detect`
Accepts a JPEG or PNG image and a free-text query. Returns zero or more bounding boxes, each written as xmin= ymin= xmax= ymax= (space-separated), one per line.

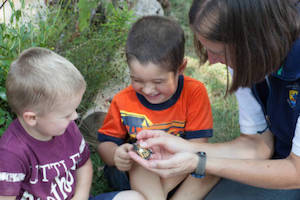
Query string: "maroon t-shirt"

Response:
xmin=0 ymin=119 xmax=90 ymax=199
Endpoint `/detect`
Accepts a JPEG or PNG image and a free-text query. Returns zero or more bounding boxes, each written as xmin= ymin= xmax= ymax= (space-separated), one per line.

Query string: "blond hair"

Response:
xmin=6 ymin=47 xmax=86 ymax=116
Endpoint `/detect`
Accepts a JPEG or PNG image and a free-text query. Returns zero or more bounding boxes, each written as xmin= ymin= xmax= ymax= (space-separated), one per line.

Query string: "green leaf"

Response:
xmin=78 ymin=0 xmax=98 ymax=32
xmin=0 ymin=116 xmax=5 ymax=125
xmin=0 ymin=87 xmax=7 ymax=101
xmin=0 ymin=128 xmax=5 ymax=137
xmin=15 ymin=10 xmax=22 ymax=21
xmin=8 ymin=0 xmax=15 ymax=10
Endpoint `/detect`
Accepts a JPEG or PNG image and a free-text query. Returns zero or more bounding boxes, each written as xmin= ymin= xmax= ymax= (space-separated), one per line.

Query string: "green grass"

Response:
xmin=90 ymin=149 xmax=112 ymax=196
xmin=185 ymin=58 xmax=240 ymax=143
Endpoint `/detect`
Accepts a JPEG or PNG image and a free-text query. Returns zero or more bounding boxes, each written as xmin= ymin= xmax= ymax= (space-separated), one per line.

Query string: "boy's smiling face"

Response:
xmin=129 ymin=60 xmax=182 ymax=104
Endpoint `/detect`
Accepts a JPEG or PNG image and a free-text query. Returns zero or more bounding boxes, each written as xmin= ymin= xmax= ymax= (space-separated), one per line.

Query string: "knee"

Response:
xmin=114 ymin=190 xmax=146 ymax=200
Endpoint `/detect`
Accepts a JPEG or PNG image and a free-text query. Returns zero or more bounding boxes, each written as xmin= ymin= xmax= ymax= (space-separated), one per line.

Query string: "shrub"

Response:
xmin=62 ymin=1 xmax=134 ymax=114
xmin=0 ymin=0 xmax=134 ymax=136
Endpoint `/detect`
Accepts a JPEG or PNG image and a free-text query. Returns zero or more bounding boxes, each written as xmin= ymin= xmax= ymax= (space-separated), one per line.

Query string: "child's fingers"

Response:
xmin=116 ymin=160 xmax=133 ymax=171
xmin=115 ymin=154 xmax=132 ymax=167
xmin=123 ymin=143 xmax=134 ymax=152
xmin=116 ymin=144 xmax=133 ymax=159
xmin=119 ymin=157 xmax=132 ymax=165
xmin=118 ymin=149 xmax=132 ymax=160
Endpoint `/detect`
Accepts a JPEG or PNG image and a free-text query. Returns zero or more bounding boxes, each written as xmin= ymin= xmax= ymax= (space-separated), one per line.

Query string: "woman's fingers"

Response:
xmin=137 ymin=129 xmax=167 ymax=140
xmin=130 ymin=151 xmax=198 ymax=178
xmin=129 ymin=151 xmax=151 ymax=168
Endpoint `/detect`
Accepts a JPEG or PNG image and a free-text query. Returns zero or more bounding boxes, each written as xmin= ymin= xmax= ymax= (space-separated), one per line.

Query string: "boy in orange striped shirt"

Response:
xmin=97 ymin=15 xmax=217 ymax=200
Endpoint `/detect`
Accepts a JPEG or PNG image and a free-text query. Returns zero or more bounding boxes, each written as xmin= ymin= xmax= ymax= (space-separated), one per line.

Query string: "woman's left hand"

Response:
xmin=129 ymin=150 xmax=199 ymax=178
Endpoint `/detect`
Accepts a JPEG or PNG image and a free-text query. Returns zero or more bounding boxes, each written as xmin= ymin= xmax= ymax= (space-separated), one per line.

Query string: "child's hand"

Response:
xmin=114 ymin=143 xmax=134 ymax=171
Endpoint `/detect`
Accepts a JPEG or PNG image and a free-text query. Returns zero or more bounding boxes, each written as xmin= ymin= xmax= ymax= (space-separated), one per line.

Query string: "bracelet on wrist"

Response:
xmin=191 ymin=151 xmax=206 ymax=178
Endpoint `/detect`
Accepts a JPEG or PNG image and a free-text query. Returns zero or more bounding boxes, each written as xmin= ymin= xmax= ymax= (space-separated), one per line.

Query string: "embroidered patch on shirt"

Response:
xmin=288 ymin=89 xmax=299 ymax=108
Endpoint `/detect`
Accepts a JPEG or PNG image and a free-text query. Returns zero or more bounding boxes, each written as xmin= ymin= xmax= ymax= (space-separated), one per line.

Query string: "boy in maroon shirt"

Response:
xmin=0 ymin=47 xmax=92 ymax=199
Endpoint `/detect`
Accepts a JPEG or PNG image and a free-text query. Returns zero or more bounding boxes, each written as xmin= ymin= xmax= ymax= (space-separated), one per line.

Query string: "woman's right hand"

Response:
xmin=137 ymin=130 xmax=196 ymax=154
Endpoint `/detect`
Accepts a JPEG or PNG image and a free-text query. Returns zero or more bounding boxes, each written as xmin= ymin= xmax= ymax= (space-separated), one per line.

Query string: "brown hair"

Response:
xmin=189 ymin=0 xmax=300 ymax=92
xmin=126 ymin=15 xmax=185 ymax=73
xmin=6 ymin=47 xmax=86 ymax=116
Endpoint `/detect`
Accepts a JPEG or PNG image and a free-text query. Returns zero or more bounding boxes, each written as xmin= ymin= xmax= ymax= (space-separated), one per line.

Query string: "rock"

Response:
xmin=79 ymin=111 xmax=107 ymax=148
xmin=112 ymin=0 xmax=164 ymax=18
xmin=132 ymin=0 xmax=164 ymax=17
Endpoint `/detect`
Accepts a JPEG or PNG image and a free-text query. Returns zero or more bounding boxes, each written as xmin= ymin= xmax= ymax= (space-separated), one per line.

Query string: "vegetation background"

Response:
xmin=0 ymin=0 xmax=240 ymax=195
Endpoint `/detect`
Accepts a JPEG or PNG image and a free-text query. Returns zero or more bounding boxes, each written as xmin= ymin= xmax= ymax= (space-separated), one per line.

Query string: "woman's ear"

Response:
xmin=22 ymin=111 xmax=37 ymax=126
xmin=178 ymin=58 xmax=188 ymax=75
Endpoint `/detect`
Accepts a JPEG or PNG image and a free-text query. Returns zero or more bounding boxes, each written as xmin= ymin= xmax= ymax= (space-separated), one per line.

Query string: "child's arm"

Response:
xmin=98 ymin=142 xmax=133 ymax=171
xmin=0 ymin=196 xmax=16 ymax=200
xmin=97 ymin=141 xmax=118 ymax=166
xmin=71 ymin=158 xmax=93 ymax=200
xmin=0 ymin=150 xmax=27 ymax=199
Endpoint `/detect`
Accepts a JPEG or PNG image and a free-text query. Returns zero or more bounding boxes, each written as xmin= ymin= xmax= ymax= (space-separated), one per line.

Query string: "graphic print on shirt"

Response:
xmin=287 ymin=84 xmax=300 ymax=109
xmin=288 ymin=90 xmax=298 ymax=108
xmin=20 ymin=152 xmax=81 ymax=200
xmin=120 ymin=110 xmax=185 ymax=138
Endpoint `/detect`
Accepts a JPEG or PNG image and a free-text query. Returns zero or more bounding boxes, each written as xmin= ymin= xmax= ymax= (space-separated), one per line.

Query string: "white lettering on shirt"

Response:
xmin=0 ymin=172 xmax=25 ymax=182
xmin=20 ymin=152 xmax=83 ymax=199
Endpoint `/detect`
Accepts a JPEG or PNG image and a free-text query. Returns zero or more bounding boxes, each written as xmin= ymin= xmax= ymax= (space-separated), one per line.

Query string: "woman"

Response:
xmin=130 ymin=0 xmax=300 ymax=199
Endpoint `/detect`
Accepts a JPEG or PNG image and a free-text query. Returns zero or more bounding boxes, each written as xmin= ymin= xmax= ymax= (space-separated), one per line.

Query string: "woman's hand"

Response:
xmin=129 ymin=150 xmax=198 ymax=178
xmin=128 ymin=130 xmax=199 ymax=178
xmin=136 ymin=130 xmax=196 ymax=153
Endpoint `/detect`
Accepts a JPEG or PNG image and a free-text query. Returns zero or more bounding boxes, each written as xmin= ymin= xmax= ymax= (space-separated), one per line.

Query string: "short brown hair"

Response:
xmin=126 ymin=15 xmax=185 ymax=73
xmin=6 ymin=47 xmax=86 ymax=116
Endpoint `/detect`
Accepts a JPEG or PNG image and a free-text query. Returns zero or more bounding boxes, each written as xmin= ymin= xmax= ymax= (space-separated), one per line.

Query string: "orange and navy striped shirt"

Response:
xmin=98 ymin=75 xmax=213 ymax=145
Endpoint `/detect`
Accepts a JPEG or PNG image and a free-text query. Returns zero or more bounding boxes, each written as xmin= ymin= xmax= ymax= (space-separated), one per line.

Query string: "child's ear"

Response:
xmin=23 ymin=111 xmax=37 ymax=126
xmin=178 ymin=58 xmax=188 ymax=75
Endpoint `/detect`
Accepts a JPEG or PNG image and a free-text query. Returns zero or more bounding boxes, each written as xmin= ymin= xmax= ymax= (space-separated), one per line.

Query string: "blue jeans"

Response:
xmin=88 ymin=166 xmax=129 ymax=200
xmin=103 ymin=165 xmax=130 ymax=190
xmin=205 ymin=179 xmax=300 ymax=200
